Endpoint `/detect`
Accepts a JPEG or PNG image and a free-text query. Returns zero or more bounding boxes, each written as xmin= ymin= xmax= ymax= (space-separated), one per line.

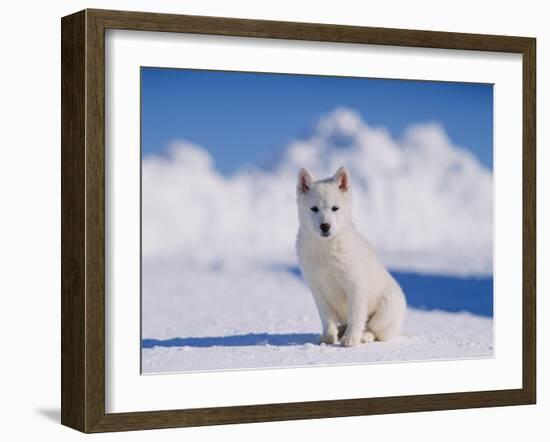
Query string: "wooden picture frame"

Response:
xmin=61 ymin=8 xmax=536 ymax=433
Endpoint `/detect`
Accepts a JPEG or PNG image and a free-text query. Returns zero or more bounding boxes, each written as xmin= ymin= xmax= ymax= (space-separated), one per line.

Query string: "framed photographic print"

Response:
xmin=61 ymin=9 xmax=536 ymax=433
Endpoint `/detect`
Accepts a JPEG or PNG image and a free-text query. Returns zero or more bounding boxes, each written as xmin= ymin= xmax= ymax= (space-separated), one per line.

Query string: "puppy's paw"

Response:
xmin=361 ymin=331 xmax=375 ymax=344
xmin=340 ymin=335 xmax=360 ymax=347
xmin=319 ymin=333 xmax=338 ymax=345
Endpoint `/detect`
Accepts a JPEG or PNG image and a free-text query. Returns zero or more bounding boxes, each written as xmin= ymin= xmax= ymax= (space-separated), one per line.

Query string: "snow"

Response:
xmin=141 ymin=108 xmax=494 ymax=374
xmin=142 ymin=108 xmax=493 ymax=277
xmin=142 ymin=266 xmax=493 ymax=374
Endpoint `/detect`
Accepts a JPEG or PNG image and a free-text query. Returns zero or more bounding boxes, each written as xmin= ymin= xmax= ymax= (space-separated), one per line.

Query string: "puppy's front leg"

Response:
xmin=341 ymin=285 xmax=368 ymax=347
xmin=311 ymin=289 xmax=339 ymax=345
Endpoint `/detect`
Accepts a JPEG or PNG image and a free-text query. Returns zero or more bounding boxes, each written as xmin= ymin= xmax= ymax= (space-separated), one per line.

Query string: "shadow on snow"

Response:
xmin=283 ymin=265 xmax=494 ymax=318
xmin=142 ymin=332 xmax=319 ymax=349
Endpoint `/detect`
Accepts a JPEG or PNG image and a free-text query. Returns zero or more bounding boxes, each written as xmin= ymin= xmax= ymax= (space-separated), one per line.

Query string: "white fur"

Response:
xmin=296 ymin=167 xmax=407 ymax=347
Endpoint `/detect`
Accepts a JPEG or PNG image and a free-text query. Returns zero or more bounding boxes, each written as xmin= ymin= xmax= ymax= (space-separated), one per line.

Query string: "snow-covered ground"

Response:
xmin=142 ymin=266 xmax=493 ymax=374
xmin=141 ymin=108 xmax=494 ymax=374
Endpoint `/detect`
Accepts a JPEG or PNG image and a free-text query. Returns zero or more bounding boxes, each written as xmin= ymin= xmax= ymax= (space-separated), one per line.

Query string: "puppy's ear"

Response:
xmin=297 ymin=168 xmax=315 ymax=194
xmin=333 ymin=166 xmax=350 ymax=191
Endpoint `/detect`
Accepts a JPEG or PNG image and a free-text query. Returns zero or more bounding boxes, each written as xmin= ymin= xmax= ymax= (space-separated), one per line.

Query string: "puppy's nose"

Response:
xmin=320 ymin=223 xmax=331 ymax=233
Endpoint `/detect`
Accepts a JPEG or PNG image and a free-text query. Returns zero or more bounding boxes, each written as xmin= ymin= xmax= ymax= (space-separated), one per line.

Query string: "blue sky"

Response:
xmin=141 ymin=68 xmax=493 ymax=175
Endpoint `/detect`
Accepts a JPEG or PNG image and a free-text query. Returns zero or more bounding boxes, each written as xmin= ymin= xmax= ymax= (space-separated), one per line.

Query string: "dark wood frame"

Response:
xmin=61 ymin=8 xmax=536 ymax=433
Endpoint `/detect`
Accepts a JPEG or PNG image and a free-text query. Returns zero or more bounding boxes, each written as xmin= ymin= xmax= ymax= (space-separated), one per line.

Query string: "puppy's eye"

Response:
xmin=310 ymin=206 xmax=319 ymax=213
xmin=332 ymin=206 xmax=339 ymax=212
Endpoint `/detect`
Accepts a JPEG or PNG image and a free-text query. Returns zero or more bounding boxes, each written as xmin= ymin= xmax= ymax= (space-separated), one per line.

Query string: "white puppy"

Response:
xmin=296 ymin=167 xmax=406 ymax=347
